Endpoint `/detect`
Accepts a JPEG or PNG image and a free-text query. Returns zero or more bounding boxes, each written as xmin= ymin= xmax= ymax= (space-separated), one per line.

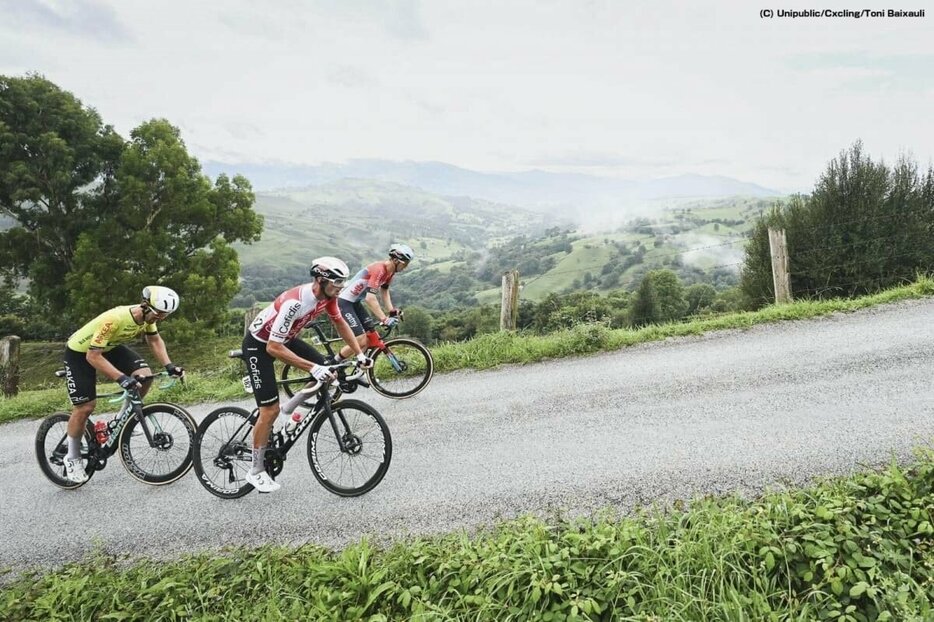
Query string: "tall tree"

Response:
xmin=1 ymin=75 xmax=263 ymax=335
xmin=0 ymin=74 xmax=124 ymax=314
xmin=65 ymin=119 xmax=263 ymax=328
xmin=741 ymin=141 xmax=934 ymax=307
xmin=647 ymin=269 xmax=687 ymax=323
xmin=630 ymin=274 xmax=659 ymax=327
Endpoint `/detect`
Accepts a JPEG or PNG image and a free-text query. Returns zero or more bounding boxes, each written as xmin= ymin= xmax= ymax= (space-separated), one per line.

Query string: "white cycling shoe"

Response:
xmin=245 ymin=470 xmax=281 ymax=493
xmin=63 ymin=457 xmax=89 ymax=484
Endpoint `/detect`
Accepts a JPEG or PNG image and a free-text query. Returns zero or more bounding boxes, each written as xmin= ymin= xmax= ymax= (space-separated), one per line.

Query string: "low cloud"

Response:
xmin=0 ymin=0 xmax=132 ymax=44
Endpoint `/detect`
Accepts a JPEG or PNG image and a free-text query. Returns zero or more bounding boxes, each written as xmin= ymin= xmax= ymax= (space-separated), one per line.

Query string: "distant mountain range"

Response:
xmin=202 ymin=159 xmax=781 ymax=215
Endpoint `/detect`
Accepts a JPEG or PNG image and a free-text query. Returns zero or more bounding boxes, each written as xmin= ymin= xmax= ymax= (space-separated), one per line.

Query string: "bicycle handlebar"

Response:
xmin=295 ymin=360 xmax=360 ymax=395
xmin=108 ymin=371 xmax=183 ymax=403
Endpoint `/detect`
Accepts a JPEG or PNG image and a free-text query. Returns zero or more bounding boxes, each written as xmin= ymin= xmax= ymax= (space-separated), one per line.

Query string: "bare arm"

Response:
xmin=364 ymin=291 xmax=386 ymax=322
xmin=145 ymin=333 xmax=172 ymax=367
xmin=381 ymin=288 xmax=394 ymax=313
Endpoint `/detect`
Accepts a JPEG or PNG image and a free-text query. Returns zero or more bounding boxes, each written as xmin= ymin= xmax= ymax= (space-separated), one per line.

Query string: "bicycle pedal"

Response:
xmin=356 ymin=377 xmax=370 ymax=388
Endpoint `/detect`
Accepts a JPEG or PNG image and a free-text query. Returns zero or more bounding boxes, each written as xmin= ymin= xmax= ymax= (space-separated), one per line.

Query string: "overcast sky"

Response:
xmin=1 ymin=0 xmax=932 ymax=192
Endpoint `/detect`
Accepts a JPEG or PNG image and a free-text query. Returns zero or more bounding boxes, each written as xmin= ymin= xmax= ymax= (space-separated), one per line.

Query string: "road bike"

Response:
xmin=193 ymin=357 xmax=392 ymax=499
xmin=35 ymin=371 xmax=196 ymax=489
xmin=280 ymin=321 xmax=433 ymax=400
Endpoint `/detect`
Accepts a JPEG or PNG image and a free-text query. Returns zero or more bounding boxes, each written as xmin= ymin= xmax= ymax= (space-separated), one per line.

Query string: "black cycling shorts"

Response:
xmin=337 ymin=298 xmax=377 ymax=337
xmin=63 ymin=346 xmax=149 ymax=406
xmin=242 ymin=333 xmax=326 ymax=407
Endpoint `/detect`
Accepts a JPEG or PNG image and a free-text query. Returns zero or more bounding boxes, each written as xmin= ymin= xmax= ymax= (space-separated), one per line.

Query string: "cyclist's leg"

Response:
xmin=337 ymin=299 xmax=370 ymax=360
xmin=64 ymin=348 xmax=97 ymax=443
xmin=63 ymin=348 xmax=97 ymax=481
xmin=287 ymin=337 xmax=328 ymax=366
xmin=242 ymin=333 xmax=281 ymax=488
xmin=106 ymin=345 xmax=152 ymax=398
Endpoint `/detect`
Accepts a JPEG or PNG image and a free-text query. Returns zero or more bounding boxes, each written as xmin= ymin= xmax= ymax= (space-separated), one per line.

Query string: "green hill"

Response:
xmin=232 ymin=180 xmax=551 ymax=305
xmin=234 ymin=184 xmax=781 ymax=309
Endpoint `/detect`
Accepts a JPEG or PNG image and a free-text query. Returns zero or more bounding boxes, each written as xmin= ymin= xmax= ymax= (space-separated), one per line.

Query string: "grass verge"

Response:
xmin=3 ymin=450 xmax=933 ymax=620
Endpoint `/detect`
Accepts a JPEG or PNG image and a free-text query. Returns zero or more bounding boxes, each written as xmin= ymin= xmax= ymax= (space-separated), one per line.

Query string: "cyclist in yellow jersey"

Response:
xmin=61 ymin=286 xmax=185 ymax=484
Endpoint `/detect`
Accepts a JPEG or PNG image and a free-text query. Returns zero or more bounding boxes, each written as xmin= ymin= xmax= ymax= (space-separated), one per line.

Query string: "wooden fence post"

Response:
xmin=0 ymin=335 xmax=21 ymax=397
xmin=768 ymin=228 xmax=792 ymax=304
xmin=500 ymin=270 xmax=519 ymax=331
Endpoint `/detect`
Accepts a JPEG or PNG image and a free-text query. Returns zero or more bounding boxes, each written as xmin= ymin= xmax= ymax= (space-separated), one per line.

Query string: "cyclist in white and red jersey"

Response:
xmin=335 ymin=243 xmax=414 ymax=362
xmin=242 ymin=256 xmax=372 ymax=493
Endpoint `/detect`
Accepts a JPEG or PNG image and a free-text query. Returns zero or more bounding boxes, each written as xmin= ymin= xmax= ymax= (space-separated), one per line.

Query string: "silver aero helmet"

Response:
xmin=141 ymin=285 xmax=180 ymax=314
xmin=388 ymin=243 xmax=415 ymax=263
xmin=309 ymin=256 xmax=350 ymax=283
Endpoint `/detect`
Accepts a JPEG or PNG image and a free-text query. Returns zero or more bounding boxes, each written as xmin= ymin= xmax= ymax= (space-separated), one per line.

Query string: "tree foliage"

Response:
xmin=741 ymin=141 xmax=934 ymax=307
xmin=630 ymin=275 xmax=658 ymax=327
xmin=0 ymin=75 xmax=263 ymax=336
xmin=0 ymin=74 xmax=124 ymax=314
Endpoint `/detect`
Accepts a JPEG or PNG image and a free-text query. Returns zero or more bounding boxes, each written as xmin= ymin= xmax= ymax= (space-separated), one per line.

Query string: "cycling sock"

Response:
xmin=250 ymin=446 xmax=266 ymax=475
xmin=66 ymin=435 xmax=82 ymax=460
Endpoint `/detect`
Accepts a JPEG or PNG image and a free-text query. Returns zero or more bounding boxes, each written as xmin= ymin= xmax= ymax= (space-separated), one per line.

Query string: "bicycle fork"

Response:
xmin=322 ymin=400 xmax=361 ymax=454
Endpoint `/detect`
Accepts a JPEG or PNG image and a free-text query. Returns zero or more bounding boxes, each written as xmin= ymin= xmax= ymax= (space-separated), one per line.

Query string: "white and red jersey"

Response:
xmin=338 ymin=261 xmax=395 ymax=303
xmin=248 ymin=283 xmax=342 ymax=343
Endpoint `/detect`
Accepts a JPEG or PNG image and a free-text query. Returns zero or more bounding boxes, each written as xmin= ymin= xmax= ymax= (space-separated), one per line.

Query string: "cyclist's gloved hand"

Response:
xmin=381 ymin=316 xmax=399 ymax=328
xmin=117 ymin=374 xmax=143 ymax=392
xmin=310 ymin=364 xmax=335 ymax=382
xmin=165 ymin=363 xmax=185 ymax=378
xmin=388 ymin=308 xmax=404 ymax=319
xmin=356 ymin=353 xmax=374 ymax=369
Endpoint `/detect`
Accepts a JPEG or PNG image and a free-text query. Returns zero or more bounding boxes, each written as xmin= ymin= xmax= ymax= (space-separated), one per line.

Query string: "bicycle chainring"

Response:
xmin=264 ymin=449 xmax=285 ymax=478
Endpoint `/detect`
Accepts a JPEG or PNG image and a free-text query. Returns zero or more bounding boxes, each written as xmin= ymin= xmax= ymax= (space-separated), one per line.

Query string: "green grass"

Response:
xmin=474 ymin=286 xmax=502 ymax=306
xmin=3 ymin=276 xmax=932 ymax=424
xmin=409 ymin=237 xmax=468 ymax=262
xmin=431 ymin=274 xmax=934 ymax=372
xmin=4 ymin=449 xmax=933 ymax=620
xmin=421 ymin=259 xmax=461 ymax=274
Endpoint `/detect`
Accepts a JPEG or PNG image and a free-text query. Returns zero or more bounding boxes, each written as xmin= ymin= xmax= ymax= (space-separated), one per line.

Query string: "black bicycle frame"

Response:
xmin=218 ymin=383 xmax=354 ymax=467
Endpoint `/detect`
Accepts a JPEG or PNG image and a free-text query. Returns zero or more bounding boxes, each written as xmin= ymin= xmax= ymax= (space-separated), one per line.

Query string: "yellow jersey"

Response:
xmin=66 ymin=306 xmax=158 ymax=353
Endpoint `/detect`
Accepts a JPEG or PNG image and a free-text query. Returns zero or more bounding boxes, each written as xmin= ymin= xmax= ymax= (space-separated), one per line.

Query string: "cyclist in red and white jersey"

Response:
xmin=335 ymin=243 xmax=414 ymax=362
xmin=242 ymin=256 xmax=372 ymax=493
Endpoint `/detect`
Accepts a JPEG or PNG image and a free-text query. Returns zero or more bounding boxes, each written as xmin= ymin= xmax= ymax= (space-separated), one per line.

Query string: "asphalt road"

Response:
xmin=2 ymin=298 xmax=933 ymax=574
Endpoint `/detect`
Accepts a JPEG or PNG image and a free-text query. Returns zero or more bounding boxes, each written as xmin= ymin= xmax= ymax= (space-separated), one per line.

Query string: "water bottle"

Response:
xmin=284 ymin=413 xmax=302 ymax=435
xmin=94 ymin=420 xmax=109 ymax=445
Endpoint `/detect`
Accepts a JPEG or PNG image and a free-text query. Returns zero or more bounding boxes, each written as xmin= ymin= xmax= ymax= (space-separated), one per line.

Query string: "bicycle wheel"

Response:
xmin=35 ymin=412 xmax=95 ymax=490
xmin=192 ymin=406 xmax=256 ymax=499
xmin=119 ymin=403 xmax=197 ymax=485
xmin=306 ymin=399 xmax=392 ymax=497
xmin=367 ymin=338 xmax=434 ymax=399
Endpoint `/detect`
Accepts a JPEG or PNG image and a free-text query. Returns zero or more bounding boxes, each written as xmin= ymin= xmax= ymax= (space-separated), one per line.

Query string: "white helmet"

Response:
xmin=389 ymin=243 xmax=415 ymax=262
xmin=309 ymin=256 xmax=350 ymax=283
xmin=141 ymin=286 xmax=180 ymax=314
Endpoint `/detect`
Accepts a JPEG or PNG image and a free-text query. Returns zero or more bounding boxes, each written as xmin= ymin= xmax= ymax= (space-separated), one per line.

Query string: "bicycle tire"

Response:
xmin=35 ymin=412 xmax=95 ymax=490
xmin=367 ymin=337 xmax=434 ymax=399
xmin=306 ymin=399 xmax=392 ymax=497
xmin=119 ymin=403 xmax=197 ymax=485
xmin=192 ymin=406 xmax=256 ymax=499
